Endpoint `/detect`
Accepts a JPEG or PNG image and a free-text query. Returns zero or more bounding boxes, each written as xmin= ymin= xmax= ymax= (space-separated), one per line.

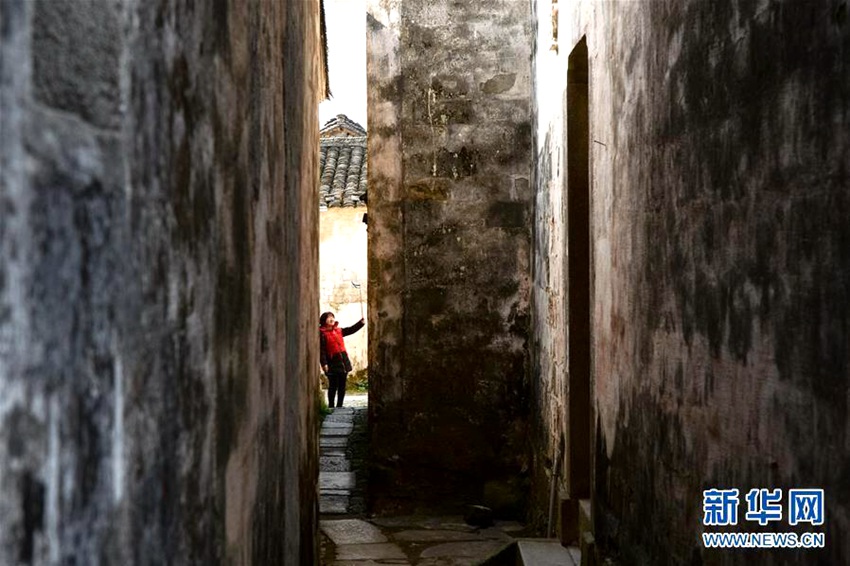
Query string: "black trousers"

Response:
xmin=327 ymin=371 xmax=347 ymax=408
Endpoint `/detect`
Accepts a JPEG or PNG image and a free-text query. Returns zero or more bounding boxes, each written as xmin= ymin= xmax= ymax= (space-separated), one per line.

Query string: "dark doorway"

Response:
xmin=566 ymin=36 xmax=590 ymax=500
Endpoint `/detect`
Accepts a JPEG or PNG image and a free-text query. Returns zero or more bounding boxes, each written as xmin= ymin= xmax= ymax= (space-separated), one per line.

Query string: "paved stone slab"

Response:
xmin=369 ymin=516 xmax=423 ymax=529
xmin=336 ymin=543 xmax=406 ymax=561
xmin=391 ymin=530 xmax=482 ymax=543
xmin=320 ymin=489 xmax=351 ymax=497
xmin=330 ymin=562 xmax=409 ymax=566
xmin=517 ymin=539 xmax=578 ymax=566
xmin=320 ymin=455 xmax=351 ymax=472
xmin=325 ymin=411 xmax=356 ymax=422
xmin=320 ymin=495 xmax=349 ymax=514
xmin=417 ymin=559 xmax=479 ymax=566
xmin=324 ymin=407 xmax=355 ymax=415
xmin=320 ymin=519 xmax=388 ymax=545
xmin=322 ymin=421 xmax=355 ymax=428
xmin=477 ymin=527 xmax=513 ymax=541
xmin=320 ymin=472 xmax=355 ymax=490
xmin=419 ymin=540 xmax=507 ymax=559
xmin=568 ymin=546 xmax=581 ymax=564
xmin=421 ymin=517 xmax=479 ymax=532
xmin=321 ymin=424 xmax=354 ymax=436
xmin=321 ymin=437 xmax=348 ymax=447
xmin=342 ymin=393 xmax=369 ymax=408
xmin=370 ymin=516 xmax=476 ymax=532
xmin=495 ymin=520 xmax=526 ymax=533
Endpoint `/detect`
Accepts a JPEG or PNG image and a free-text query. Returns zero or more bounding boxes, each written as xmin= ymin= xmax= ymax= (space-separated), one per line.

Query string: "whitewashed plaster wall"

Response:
xmin=320 ymin=207 xmax=369 ymax=372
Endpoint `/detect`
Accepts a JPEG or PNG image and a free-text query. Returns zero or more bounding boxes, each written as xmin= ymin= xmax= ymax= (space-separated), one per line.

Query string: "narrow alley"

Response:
xmin=317 ymin=396 xmax=579 ymax=565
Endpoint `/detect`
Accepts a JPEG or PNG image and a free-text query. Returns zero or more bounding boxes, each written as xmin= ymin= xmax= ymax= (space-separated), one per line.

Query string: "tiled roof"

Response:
xmin=320 ymin=114 xmax=367 ymax=138
xmin=319 ymin=135 xmax=367 ymax=209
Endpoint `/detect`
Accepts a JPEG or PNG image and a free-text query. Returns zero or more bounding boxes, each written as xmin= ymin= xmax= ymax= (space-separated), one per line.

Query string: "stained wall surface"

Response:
xmin=366 ymin=0 xmax=534 ymax=513
xmin=0 ymin=0 xmax=322 ymax=563
xmin=531 ymin=0 xmax=850 ymax=562
xmin=528 ymin=0 xmax=571 ymax=529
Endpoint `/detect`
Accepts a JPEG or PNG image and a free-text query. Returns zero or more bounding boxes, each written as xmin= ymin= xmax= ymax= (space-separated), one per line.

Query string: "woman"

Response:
xmin=319 ymin=312 xmax=364 ymax=408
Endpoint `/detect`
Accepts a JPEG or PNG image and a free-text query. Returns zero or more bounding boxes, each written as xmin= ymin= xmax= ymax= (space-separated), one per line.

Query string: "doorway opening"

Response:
xmin=566 ymin=36 xmax=591 ymax=501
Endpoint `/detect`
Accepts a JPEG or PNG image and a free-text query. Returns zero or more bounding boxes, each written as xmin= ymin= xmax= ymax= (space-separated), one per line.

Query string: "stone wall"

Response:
xmin=531 ymin=0 xmax=850 ymax=562
xmin=367 ymin=0 xmax=534 ymax=513
xmin=0 ymin=0 xmax=322 ymax=563
xmin=528 ymin=0 xmax=570 ymax=531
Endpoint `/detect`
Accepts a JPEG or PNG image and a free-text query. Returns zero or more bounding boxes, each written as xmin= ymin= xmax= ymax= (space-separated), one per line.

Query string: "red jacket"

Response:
xmin=319 ymin=320 xmax=364 ymax=372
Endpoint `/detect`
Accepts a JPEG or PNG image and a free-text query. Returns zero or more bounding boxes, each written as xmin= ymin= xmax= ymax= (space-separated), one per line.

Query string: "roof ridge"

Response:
xmin=320 ymin=136 xmax=367 ymax=146
xmin=320 ymin=113 xmax=366 ymax=136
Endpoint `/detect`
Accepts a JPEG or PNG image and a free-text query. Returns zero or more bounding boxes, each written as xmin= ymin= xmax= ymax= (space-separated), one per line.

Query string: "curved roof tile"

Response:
xmin=319 ymin=130 xmax=367 ymax=209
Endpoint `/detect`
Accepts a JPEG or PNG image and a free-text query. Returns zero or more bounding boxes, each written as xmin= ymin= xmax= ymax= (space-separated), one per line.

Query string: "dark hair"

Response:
xmin=320 ymin=312 xmax=335 ymax=326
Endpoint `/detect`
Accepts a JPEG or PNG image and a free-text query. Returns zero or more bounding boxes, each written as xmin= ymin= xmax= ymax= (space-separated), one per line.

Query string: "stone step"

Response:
xmin=319 ymin=455 xmax=350 ymax=472
xmin=319 ymin=494 xmax=349 ymax=514
xmin=322 ymin=421 xmax=354 ymax=428
xmin=320 ymin=447 xmax=347 ymax=457
xmin=420 ymin=539 xmax=511 ymax=561
xmin=324 ymin=413 xmax=356 ymax=424
xmin=320 ymin=436 xmax=347 ymax=448
xmin=517 ymin=539 xmax=580 ymax=566
xmin=320 ymin=519 xmax=388 ymax=545
xmin=321 ymin=424 xmax=354 ymax=436
xmin=319 ymin=471 xmax=355 ymax=490
xmin=336 ymin=542 xmax=406 ymax=562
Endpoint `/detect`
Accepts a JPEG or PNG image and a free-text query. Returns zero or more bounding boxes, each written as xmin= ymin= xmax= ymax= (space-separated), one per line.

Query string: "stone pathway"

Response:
xmin=318 ymin=393 xmax=581 ymax=565
xmin=319 ymin=393 xmax=368 ymax=516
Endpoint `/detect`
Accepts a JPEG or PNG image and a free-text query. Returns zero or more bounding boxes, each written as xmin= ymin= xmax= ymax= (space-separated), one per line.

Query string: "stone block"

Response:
xmin=516 ymin=539 xmax=578 ymax=566
xmin=321 ymin=446 xmax=347 ymax=457
xmin=320 ymin=455 xmax=351 ymax=472
xmin=320 ymin=495 xmax=349 ymax=515
xmin=320 ymin=472 xmax=355 ymax=490
xmin=32 ymin=0 xmax=122 ymax=129
xmin=322 ymin=421 xmax=355 ymax=428
xmin=336 ymin=543 xmax=406 ymax=561
xmin=325 ymin=412 xmax=356 ymax=424
xmin=419 ymin=540 xmax=508 ymax=559
xmin=392 ymin=530 xmax=481 ymax=543
xmin=321 ymin=424 xmax=354 ymax=436
xmin=320 ymin=519 xmax=388 ymax=545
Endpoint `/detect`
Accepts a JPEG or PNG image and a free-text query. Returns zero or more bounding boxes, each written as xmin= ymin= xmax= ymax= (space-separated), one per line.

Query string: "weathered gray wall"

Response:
xmin=367 ymin=0 xmax=534 ymax=513
xmin=532 ymin=0 xmax=850 ymax=562
xmin=527 ymin=0 xmax=570 ymax=531
xmin=0 ymin=0 xmax=322 ymax=563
